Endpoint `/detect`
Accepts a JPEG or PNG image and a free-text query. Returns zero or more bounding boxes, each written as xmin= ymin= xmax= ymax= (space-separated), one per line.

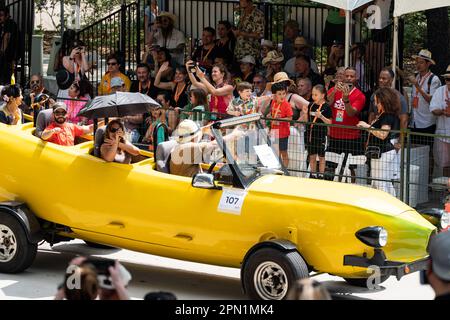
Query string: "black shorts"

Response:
xmin=327 ymin=137 xmax=363 ymax=156
xmin=278 ymin=137 xmax=289 ymax=152
xmin=306 ymin=137 xmax=327 ymax=157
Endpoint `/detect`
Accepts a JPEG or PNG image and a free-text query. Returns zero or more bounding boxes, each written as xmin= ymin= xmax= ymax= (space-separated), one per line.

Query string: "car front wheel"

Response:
xmin=242 ymin=247 xmax=309 ymax=300
xmin=0 ymin=213 xmax=37 ymax=273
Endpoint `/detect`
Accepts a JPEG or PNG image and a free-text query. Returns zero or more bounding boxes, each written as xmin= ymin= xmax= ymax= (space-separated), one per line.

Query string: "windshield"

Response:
xmin=211 ymin=115 xmax=289 ymax=188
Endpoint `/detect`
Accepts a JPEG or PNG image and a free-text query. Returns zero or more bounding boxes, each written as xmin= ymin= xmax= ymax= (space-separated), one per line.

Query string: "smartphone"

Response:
xmin=348 ymin=83 xmax=354 ymax=90
xmin=84 ymin=258 xmax=116 ymax=275
xmin=420 ymin=270 xmax=428 ymax=285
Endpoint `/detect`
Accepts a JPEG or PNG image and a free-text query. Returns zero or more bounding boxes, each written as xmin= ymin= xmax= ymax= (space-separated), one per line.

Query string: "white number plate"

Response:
xmin=218 ymin=188 xmax=247 ymax=215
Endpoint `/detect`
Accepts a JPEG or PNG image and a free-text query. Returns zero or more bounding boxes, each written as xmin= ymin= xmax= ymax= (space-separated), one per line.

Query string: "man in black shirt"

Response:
xmin=0 ymin=6 xmax=18 ymax=85
xmin=192 ymin=27 xmax=219 ymax=75
xmin=294 ymin=54 xmax=324 ymax=87
xmin=129 ymin=63 xmax=159 ymax=99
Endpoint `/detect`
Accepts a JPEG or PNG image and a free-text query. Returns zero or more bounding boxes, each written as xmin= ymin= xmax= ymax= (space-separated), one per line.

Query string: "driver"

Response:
xmin=170 ymin=120 xmax=244 ymax=177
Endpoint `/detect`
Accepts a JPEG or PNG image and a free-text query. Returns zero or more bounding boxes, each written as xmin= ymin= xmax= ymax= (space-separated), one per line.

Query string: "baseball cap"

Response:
xmin=429 ymin=231 xmax=450 ymax=281
xmin=239 ymin=55 xmax=256 ymax=65
xmin=52 ymin=102 xmax=67 ymax=112
xmin=111 ymin=77 xmax=125 ymax=88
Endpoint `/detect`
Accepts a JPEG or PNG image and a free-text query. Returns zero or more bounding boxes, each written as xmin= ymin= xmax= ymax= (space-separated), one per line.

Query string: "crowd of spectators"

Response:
xmin=1 ymin=0 xmax=448 ymax=193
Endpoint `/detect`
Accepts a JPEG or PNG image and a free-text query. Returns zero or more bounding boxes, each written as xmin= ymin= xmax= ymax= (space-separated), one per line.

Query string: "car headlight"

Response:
xmin=355 ymin=226 xmax=388 ymax=248
xmin=418 ymin=208 xmax=449 ymax=230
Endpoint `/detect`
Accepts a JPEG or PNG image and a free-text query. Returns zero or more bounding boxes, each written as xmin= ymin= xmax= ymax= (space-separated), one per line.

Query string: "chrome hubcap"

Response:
xmin=0 ymin=224 xmax=17 ymax=263
xmin=254 ymin=261 xmax=288 ymax=300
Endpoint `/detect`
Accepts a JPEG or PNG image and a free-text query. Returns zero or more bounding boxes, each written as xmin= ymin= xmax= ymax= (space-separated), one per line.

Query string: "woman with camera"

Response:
xmin=58 ymin=40 xmax=89 ymax=99
xmin=100 ymin=119 xmax=140 ymax=164
xmin=185 ymin=60 xmax=234 ymax=120
xmin=357 ymin=87 xmax=400 ymax=196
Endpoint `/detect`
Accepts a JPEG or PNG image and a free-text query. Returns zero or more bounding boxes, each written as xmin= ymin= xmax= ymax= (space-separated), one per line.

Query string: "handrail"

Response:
xmin=77 ymin=1 xmax=138 ymax=34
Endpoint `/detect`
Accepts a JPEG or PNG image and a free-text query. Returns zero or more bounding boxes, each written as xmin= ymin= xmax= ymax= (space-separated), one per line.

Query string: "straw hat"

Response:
xmin=412 ymin=49 xmax=436 ymax=65
xmin=261 ymin=39 xmax=274 ymax=48
xmin=158 ymin=11 xmax=177 ymax=23
xmin=173 ymin=120 xmax=202 ymax=144
xmin=239 ymin=55 xmax=256 ymax=65
xmin=262 ymin=51 xmax=284 ymax=66
xmin=441 ymin=65 xmax=450 ymax=79
xmin=294 ymin=36 xmax=310 ymax=47
xmin=272 ymin=72 xmax=294 ymax=86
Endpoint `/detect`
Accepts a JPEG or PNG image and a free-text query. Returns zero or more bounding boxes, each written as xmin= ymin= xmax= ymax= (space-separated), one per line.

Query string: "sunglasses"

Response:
xmin=109 ymin=127 xmax=121 ymax=133
xmin=253 ymin=81 xmax=262 ymax=84
xmin=31 ymin=80 xmax=41 ymax=85
xmin=107 ymin=62 xmax=118 ymax=66
xmin=445 ymin=78 xmax=450 ymax=82
xmin=54 ymin=111 xmax=66 ymax=116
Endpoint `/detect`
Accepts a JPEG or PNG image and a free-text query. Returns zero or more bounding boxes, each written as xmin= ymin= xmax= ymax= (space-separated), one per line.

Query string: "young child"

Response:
xmin=306 ymin=85 xmax=332 ymax=178
xmin=226 ymin=82 xmax=258 ymax=117
xmin=267 ymin=82 xmax=293 ymax=167
xmin=179 ymin=88 xmax=210 ymax=127
xmin=143 ymin=105 xmax=166 ymax=152
xmin=156 ymin=91 xmax=178 ymax=133
xmin=65 ymin=81 xmax=90 ymax=125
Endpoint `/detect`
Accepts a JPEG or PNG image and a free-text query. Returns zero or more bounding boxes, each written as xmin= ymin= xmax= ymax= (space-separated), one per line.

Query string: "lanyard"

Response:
xmin=174 ymin=83 xmax=187 ymax=104
xmin=309 ymin=103 xmax=324 ymax=143
xmin=271 ymin=100 xmax=283 ymax=120
xmin=365 ymin=111 xmax=385 ymax=148
xmin=414 ymin=72 xmax=431 ymax=98
xmin=201 ymin=46 xmax=214 ymax=62
xmin=139 ymin=80 xmax=151 ymax=95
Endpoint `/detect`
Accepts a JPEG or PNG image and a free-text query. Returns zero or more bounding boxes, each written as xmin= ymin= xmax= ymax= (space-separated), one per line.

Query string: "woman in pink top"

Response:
xmin=65 ymin=81 xmax=90 ymax=125
xmin=186 ymin=61 xmax=234 ymax=120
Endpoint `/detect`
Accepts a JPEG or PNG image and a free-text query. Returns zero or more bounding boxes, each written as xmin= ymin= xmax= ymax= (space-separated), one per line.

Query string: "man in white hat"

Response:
xmin=169 ymin=120 xmax=244 ymax=177
xmin=236 ymin=55 xmax=256 ymax=84
xmin=262 ymin=51 xmax=284 ymax=83
xmin=284 ymin=37 xmax=319 ymax=76
xmin=429 ymin=65 xmax=450 ymax=177
xmin=408 ymin=49 xmax=442 ymax=142
xmin=147 ymin=11 xmax=185 ymax=66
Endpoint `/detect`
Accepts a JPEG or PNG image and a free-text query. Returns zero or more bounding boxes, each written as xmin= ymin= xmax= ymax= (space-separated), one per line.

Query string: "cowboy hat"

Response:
xmin=272 ymin=72 xmax=294 ymax=86
xmin=412 ymin=49 xmax=436 ymax=65
xmin=294 ymin=36 xmax=310 ymax=47
xmin=158 ymin=11 xmax=177 ymax=23
xmin=262 ymin=51 xmax=284 ymax=66
xmin=441 ymin=65 xmax=450 ymax=79
xmin=173 ymin=120 xmax=202 ymax=144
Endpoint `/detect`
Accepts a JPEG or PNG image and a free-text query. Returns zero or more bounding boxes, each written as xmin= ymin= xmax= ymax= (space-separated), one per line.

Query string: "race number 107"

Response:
xmin=225 ymin=196 xmax=240 ymax=205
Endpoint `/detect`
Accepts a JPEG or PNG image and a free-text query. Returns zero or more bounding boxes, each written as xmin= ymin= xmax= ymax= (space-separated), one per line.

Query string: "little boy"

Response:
xmin=266 ymin=82 xmax=293 ymax=167
xmin=227 ymin=82 xmax=258 ymax=117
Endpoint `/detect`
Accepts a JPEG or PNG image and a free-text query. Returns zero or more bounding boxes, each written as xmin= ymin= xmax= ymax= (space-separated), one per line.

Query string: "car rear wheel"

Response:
xmin=243 ymin=247 xmax=309 ymax=300
xmin=0 ymin=213 xmax=37 ymax=273
xmin=344 ymin=275 xmax=390 ymax=288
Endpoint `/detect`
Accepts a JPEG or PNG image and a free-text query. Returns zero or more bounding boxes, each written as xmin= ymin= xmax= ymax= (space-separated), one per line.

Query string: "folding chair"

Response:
xmin=342 ymin=154 xmax=367 ymax=183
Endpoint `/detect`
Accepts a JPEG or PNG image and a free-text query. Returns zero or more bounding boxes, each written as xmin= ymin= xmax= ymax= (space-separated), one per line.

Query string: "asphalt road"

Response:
xmin=0 ymin=240 xmax=435 ymax=300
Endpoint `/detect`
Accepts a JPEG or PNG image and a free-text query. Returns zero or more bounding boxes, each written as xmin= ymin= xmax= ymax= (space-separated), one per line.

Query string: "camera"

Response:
xmin=83 ymin=258 xmax=116 ymax=275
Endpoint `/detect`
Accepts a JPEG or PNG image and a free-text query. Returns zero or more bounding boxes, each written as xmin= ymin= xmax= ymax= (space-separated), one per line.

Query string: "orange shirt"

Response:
xmin=44 ymin=122 xmax=85 ymax=146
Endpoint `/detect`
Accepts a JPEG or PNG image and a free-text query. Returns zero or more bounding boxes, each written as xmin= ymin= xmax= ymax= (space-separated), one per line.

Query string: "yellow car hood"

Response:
xmin=248 ymin=175 xmax=412 ymax=217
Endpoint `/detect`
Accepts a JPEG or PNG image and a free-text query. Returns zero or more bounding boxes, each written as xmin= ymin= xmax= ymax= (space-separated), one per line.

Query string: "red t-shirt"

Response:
xmin=328 ymin=87 xmax=366 ymax=140
xmin=45 ymin=122 xmax=85 ymax=146
xmin=270 ymin=99 xmax=293 ymax=139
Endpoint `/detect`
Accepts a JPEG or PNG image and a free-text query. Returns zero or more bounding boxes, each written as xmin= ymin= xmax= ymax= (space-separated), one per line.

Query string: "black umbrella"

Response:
xmin=77 ymin=92 xmax=160 ymax=119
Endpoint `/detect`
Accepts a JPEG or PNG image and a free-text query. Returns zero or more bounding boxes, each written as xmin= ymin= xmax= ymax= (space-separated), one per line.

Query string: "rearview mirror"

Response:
xmin=192 ymin=173 xmax=221 ymax=190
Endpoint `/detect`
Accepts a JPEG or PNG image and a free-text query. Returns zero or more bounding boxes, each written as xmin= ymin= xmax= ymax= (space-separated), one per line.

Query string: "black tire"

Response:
xmin=242 ymin=247 xmax=309 ymax=300
xmin=84 ymin=241 xmax=115 ymax=249
xmin=344 ymin=275 xmax=390 ymax=288
xmin=0 ymin=213 xmax=37 ymax=273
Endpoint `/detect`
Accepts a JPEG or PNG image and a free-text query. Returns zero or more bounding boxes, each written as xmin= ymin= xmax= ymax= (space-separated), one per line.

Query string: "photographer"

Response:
xmin=24 ymin=74 xmax=55 ymax=114
xmin=59 ymin=40 xmax=89 ymax=99
xmin=423 ymin=231 xmax=450 ymax=300
xmin=55 ymin=256 xmax=131 ymax=300
xmin=185 ymin=60 xmax=234 ymax=120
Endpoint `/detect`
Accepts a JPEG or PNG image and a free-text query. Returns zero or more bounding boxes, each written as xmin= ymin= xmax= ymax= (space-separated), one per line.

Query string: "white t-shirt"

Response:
xmin=284 ymin=57 xmax=319 ymax=76
xmin=411 ymin=72 xmax=441 ymax=128
xmin=153 ymin=28 xmax=185 ymax=65
xmin=429 ymin=85 xmax=450 ymax=143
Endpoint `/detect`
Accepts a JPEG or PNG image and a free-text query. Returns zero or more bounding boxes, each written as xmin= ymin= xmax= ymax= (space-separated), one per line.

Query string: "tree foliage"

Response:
xmin=35 ymin=0 xmax=125 ymax=31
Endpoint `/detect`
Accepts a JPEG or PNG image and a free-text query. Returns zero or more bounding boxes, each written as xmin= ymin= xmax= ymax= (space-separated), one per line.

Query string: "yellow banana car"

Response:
xmin=0 ymin=114 xmax=446 ymax=300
